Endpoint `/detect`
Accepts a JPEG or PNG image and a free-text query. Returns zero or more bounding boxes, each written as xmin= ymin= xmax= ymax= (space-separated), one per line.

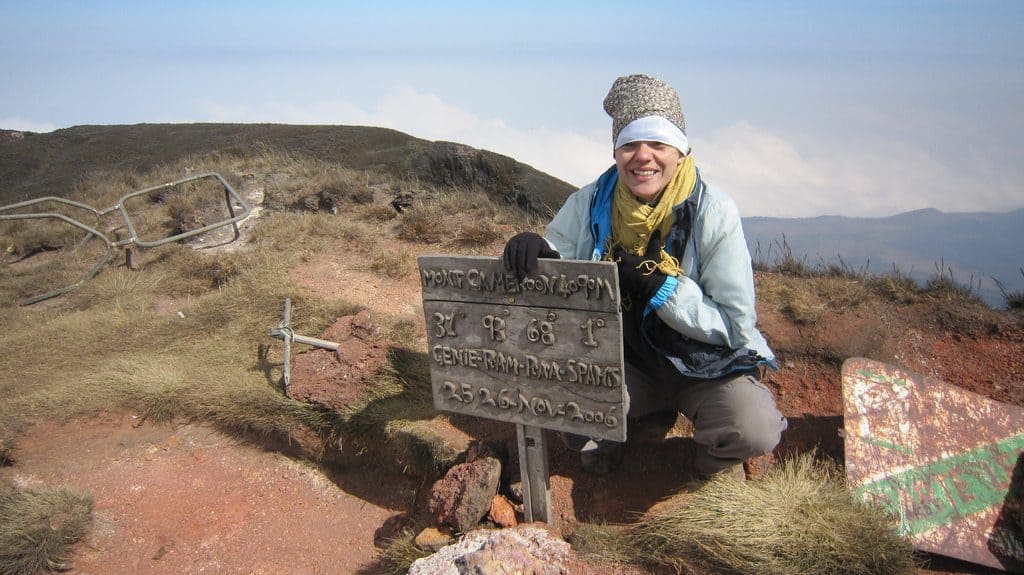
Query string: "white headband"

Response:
xmin=614 ymin=115 xmax=689 ymax=154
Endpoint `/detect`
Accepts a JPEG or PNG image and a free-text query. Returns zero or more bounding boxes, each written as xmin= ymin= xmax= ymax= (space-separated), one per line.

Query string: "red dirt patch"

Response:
xmin=2 ymin=413 xmax=416 ymax=575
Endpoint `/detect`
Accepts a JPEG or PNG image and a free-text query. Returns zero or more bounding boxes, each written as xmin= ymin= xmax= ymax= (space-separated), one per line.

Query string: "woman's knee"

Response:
xmin=729 ymin=377 xmax=787 ymax=454
xmin=692 ymin=375 xmax=787 ymax=456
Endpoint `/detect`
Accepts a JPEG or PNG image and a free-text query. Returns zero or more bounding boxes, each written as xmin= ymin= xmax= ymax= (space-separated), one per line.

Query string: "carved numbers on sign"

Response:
xmin=527 ymin=312 xmax=557 ymax=345
xmin=579 ymin=317 xmax=606 ymax=348
xmin=440 ymin=380 xmax=620 ymax=428
xmin=482 ymin=310 xmax=509 ymax=342
xmin=432 ymin=311 xmax=463 ymax=338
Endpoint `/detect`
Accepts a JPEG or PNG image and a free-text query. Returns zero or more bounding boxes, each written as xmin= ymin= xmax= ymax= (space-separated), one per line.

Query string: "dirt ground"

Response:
xmin=3 ymin=238 xmax=1022 ymax=574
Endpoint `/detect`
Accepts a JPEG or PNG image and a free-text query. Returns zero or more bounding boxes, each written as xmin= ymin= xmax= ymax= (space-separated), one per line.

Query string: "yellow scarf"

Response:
xmin=609 ymin=154 xmax=695 ymax=276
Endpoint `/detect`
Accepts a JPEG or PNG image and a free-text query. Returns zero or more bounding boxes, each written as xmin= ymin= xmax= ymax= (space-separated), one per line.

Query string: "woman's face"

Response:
xmin=614 ymin=141 xmax=685 ymax=203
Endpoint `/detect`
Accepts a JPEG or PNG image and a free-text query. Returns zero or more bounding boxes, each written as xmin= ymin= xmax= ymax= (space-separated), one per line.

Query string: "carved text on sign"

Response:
xmin=431 ymin=345 xmax=622 ymax=387
xmin=419 ymin=256 xmax=626 ymax=442
xmin=440 ymin=380 xmax=621 ymax=429
xmin=421 ymin=267 xmax=615 ymax=302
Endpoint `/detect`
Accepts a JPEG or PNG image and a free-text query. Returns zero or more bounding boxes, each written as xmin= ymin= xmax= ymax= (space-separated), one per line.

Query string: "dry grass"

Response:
xmin=568 ymin=522 xmax=635 ymax=566
xmin=994 ymin=269 xmax=1024 ymax=310
xmin=360 ymin=203 xmax=399 ymax=223
xmin=865 ymin=265 xmax=920 ymax=304
xmin=397 ymin=200 xmax=449 ymax=244
xmin=374 ymin=529 xmax=431 ymax=575
xmin=0 ymin=481 xmax=93 ymax=575
xmin=369 ymin=250 xmax=415 ymax=279
xmin=758 ymin=274 xmax=863 ymax=326
xmin=623 ymin=454 xmax=915 ymax=575
xmin=924 ymin=260 xmax=983 ymax=302
xmin=454 ymin=219 xmax=502 ymax=247
xmin=0 ymin=151 xmax=465 ymax=487
xmin=0 ymin=436 xmax=12 ymax=467
xmin=1 ymin=231 xmax=112 ymax=305
xmin=257 ymin=154 xmax=375 ymax=213
xmin=250 ymin=211 xmax=375 ymax=256
xmin=572 ymin=455 xmax=917 ymax=574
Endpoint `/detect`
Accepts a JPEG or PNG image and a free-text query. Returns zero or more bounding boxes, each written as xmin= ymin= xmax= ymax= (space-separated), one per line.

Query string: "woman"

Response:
xmin=503 ymin=73 xmax=786 ymax=478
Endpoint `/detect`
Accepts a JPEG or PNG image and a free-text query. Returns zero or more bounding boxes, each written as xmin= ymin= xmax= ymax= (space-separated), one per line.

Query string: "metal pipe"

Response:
xmin=267 ymin=330 xmax=341 ymax=351
xmin=117 ymin=172 xmax=251 ymax=249
xmin=266 ymin=298 xmax=341 ymax=396
xmin=0 ymin=211 xmax=115 ymax=305
xmin=0 ymin=172 xmax=253 ymax=305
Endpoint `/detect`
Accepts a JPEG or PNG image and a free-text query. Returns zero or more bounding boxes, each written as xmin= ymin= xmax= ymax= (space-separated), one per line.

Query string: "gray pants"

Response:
xmin=567 ymin=363 xmax=788 ymax=476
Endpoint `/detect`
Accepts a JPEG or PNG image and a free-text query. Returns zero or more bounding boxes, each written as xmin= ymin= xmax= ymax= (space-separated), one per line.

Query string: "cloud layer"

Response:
xmin=7 ymin=88 xmax=1018 ymax=219
xmin=199 ymin=88 xmax=611 ymax=190
xmin=0 ymin=116 xmax=57 ymax=133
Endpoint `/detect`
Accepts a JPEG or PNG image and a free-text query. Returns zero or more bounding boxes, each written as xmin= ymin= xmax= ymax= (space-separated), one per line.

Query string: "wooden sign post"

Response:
xmin=418 ymin=255 xmax=625 ymax=523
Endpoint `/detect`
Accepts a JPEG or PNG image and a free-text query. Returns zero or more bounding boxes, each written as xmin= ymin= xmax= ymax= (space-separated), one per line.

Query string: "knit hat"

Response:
xmin=603 ymin=74 xmax=688 ymax=152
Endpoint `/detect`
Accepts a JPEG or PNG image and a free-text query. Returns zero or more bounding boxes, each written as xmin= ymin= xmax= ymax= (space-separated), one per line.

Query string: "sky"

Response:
xmin=2 ymin=0 xmax=1022 ymax=218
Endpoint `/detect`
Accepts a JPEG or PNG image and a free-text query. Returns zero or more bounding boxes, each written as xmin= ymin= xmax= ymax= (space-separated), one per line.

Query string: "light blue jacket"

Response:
xmin=544 ymin=166 xmax=776 ymax=378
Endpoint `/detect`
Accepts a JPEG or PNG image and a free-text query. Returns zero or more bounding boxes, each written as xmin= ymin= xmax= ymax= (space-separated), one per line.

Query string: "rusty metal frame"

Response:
xmin=0 ymin=172 xmax=251 ymax=305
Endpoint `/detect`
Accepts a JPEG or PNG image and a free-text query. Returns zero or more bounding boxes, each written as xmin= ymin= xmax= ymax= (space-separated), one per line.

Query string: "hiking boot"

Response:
xmin=697 ymin=462 xmax=747 ymax=482
xmin=580 ymin=441 xmax=624 ymax=476
xmin=693 ymin=448 xmax=747 ymax=482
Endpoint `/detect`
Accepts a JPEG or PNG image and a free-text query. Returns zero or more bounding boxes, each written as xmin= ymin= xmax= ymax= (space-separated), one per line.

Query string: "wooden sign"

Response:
xmin=842 ymin=358 xmax=1024 ymax=572
xmin=418 ymin=255 xmax=626 ymax=442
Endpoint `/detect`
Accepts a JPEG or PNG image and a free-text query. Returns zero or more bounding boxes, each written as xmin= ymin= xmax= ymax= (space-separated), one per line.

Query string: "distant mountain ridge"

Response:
xmin=742 ymin=207 xmax=1024 ymax=307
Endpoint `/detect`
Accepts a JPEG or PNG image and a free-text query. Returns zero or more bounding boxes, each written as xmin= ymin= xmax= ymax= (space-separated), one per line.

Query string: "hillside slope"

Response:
xmin=1 ymin=124 xmax=1022 ymax=575
xmin=0 ymin=124 xmax=575 ymax=217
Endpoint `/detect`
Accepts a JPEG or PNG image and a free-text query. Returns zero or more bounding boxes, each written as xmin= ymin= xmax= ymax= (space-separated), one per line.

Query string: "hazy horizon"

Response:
xmin=3 ymin=1 xmax=1022 ymax=219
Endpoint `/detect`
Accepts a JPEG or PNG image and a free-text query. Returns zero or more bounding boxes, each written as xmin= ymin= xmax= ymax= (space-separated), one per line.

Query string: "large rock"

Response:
xmin=428 ymin=444 xmax=503 ymax=533
xmin=407 ymin=526 xmax=571 ymax=575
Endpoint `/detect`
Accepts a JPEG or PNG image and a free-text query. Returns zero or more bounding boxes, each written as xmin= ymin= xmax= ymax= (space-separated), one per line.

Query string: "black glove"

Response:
xmin=616 ymin=252 xmax=668 ymax=309
xmin=614 ymin=232 xmax=668 ymax=310
xmin=503 ymin=232 xmax=559 ymax=279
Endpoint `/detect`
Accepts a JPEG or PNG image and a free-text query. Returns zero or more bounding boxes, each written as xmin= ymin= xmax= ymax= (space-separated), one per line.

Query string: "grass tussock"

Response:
xmin=397 ymin=201 xmax=449 ymax=244
xmin=395 ymin=189 xmax=525 ymax=247
xmin=360 ymin=203 xmax=399 ymax=223
xmin=1 ymin=228 xmax=112 ymax=305
xmin=0 ymin=482 xmax=94 ymax=575
xmin=258 ymin=155 xmax=374 ymax=213
xmin=339 ymin=348 xmax=458 ymax=473
xmin=994 ymin=268 xmax=1024 ymax=311
xmin=923 ymin=260 xmax=983 ymax=303
xmin=757 ymin=274 xmax=870 ymax=326
xmin=250 ymin=211 xmax=375 ymax=256
xmin=369 ymin=250 xmax=415 ymax=279
xmin=624 ymin=454 xmax=915 ymax=575
xmin=865 ymin=264 xmax=920 ymax=305
xmin=455 ymin=219 xmax=502 ymax=247
xmin=375 ymin=529 xmax=431 ymax=575
xmin=568 ymin=522 xmax=635 ymax=566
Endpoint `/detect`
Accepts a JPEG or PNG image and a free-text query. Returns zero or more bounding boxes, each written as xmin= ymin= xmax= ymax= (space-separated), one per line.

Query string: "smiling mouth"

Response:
xmin=632 ymin=169 xmax=657 ymax=177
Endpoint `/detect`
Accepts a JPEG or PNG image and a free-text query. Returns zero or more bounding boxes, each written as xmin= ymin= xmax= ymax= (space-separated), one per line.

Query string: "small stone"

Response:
xmin=414 ymin=527 xmax=454 ymax=552
xmin=488 ymin=494 xmax=517 ymax=528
